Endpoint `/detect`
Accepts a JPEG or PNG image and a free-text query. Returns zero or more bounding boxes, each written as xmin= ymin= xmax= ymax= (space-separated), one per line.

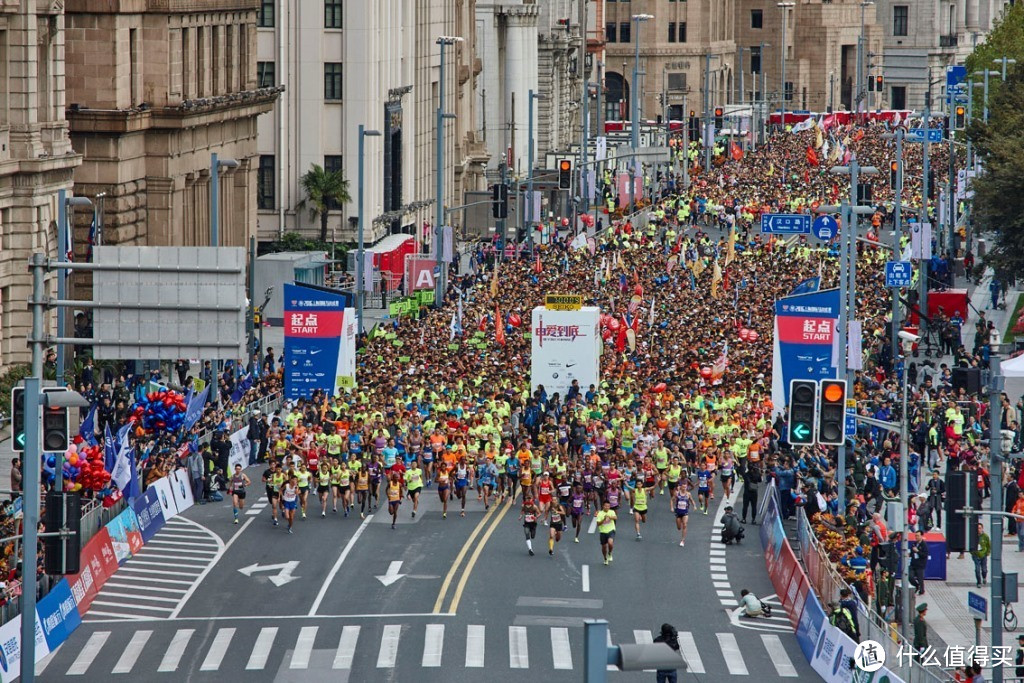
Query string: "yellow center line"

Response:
xmin=431 ymin=500 xmax=500 ymax=613
xmin=447 ymin=496 xmax=516 ymax=614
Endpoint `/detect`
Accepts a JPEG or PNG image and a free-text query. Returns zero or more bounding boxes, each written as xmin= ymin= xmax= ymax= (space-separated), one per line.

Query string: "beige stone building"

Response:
xmin=64 ymin=0 xmax=278 ymax=251
xmin=0 ymin=0 xmax=81 ymax=368
xmin=603 ymin=0 xmax=736 ymax=124
xmin=734 ymin=0 xmax=883 ymax=114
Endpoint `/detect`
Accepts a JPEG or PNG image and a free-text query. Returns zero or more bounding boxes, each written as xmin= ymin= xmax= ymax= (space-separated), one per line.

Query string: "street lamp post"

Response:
xmin=994 ymin=56 xmax=1017 ymax=82
xmin=777 ymin=3 xmax=794 ymax=128
xmin=435 ymin=36 xmax=463 ymax=308
xmin=210 ymin=152 xmax=239 ymax=248
xmin=357 ymin=125 xmax=381 ymax=335
xmin=702 ymin=53 xmax=720 ymax=172
xmin=630 ymin=13 xmax=653 ymax=212
xmin=527 ymin=90 xmax=541 ymax=249
xmin=55 ymin=192 xmax=93 ymax=390
xmin=973 ymin=69 xmax=998 ymax=123
xmin=856 ymin=2 xmax=874 ymax=114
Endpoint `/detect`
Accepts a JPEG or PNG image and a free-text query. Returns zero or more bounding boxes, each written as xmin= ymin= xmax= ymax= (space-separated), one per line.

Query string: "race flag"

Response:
xmin=815 ymin=126 xmax=824 ymax=150
xmin=183 ymin=385 xmax=210 ymax=431
xmin=490 ymin=262 xmax=499 ymax=298
xmin=533 ymin=251 xmax=543 ymax=274
xmin=790 ymin=117 xmax=816 ymax=134
xmin=79 ymin=404 xmax=98 ymax=447
xmin=111 ymin=442 xmax=140 ymax=500
xmin=450 ymin=311 xmax=458 ymax=341
xmin=725 ymin=230 xmax=736 ymax=266
xmin=790 ymin=276 xmax=821 ymax=296
xmin=103 ymin=423 xmax=117 ymax=473
xmin=230 ymin=373 xmax=253 ymax=403
xmin=711 ymin=260 xmax=723 ymax=299
xmin=494 ymin=306 xmax=506 ymax=346
xmin=711 ymin=342 xmax=729 ymax=384
xmin=63 ymin=212 xmax=74 ymax=279
xmin=648 ymin=297 xmax=656 ymax=329
xmin=806 ymin=145 xmax=820 ymax=167
xmin=457 ymin=294 xmax=464 ymax=329
xmin=730 ymin=142 xmax=743 ymax=161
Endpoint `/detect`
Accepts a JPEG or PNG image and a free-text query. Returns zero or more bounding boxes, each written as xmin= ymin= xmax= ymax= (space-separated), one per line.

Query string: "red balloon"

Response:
xmin=509 ymin=313 xmax=522 ymax=328
xmin=102 ymin=471 xmax=111 ymax=482
xmin=653 ymin=382 xmax=667 ymax=393
xmin=601 ymin=328 xmax=613 ymax=341
xmin=607 ymin=318 xmax=621 ymax=332
xmin=700 ymin=366 xmax=713 ymax=379
xmin=739 ymin=328 xmax=751 ymax=341
xmin=162 ymin=396 xmax=174 ymax=408
xmin=749 ymin=331 xmax=759 ymax=342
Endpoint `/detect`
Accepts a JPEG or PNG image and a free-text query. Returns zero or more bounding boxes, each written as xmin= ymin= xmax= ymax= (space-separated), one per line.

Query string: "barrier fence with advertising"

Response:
xmin=757 ymin=484 xmax=947 ymax=683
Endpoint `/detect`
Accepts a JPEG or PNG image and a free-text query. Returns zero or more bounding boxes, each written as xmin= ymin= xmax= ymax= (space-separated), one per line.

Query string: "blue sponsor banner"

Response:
xmin=283 ymin=282 xmax=355 ymax=400
xmin=132 ymin=485 xmax=166 ymax=543
xmin=773 ymin=288 xmax=841 ymax=406
xmin=36 ymin=578 xmax=81 ymax=652
xmin=795 ymin=590 xmax=826 ymax=662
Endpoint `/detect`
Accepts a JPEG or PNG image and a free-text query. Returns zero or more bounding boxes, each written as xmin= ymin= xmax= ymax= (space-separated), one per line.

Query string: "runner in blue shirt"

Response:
xmin=696 ymin=462 xmax=712 ymax=514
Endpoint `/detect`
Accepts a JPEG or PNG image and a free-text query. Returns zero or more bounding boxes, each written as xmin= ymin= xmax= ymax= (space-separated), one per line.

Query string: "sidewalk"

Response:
xmin=908 ymin=270 xmax=1024 ymax=669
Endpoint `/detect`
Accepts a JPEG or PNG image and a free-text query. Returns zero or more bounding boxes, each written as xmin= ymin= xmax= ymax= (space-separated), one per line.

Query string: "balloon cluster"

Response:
xmin=578 ymin=214 xmax=595 ymax=229
xmin=130 ymin=389 xmax=188 ymax=435
xmin=738 ymin=328 xmax=760 ymax=342
xmin=43 ymin=442 xmax=111 ymax=491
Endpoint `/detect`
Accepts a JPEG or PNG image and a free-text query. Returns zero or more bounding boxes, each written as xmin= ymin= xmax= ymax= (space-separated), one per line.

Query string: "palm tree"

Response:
xmin=299 ymin=164 xmax=351 ymax=243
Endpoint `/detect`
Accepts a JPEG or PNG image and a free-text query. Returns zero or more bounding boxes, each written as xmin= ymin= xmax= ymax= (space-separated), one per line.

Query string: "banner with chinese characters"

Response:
xmin=283 ymin=283 xmax=357 ymax=399
xmin=771 ymin=288 xmax=841 ymax=412
xmin=530 ymin=306 xmax=601 ymax=398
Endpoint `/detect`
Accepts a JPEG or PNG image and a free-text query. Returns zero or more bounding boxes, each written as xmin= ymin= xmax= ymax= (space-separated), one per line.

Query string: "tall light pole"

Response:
xmin=527 ymin=89 xmax=541 ymax=248
xmin=777 ymin=3 xmax=794 ymax=128
xmin=994 ymin=56 xmax=1017 ymax=81
xmin=758 ymin=42 xmax=771 ymax=147
xmin=356 ymin=125 xmax=381 ymax=335
xmin=702 ymin=53 xmax=720 ymax=172
xmin=210 ymin=152 xmax=239 ymax=248
xmin=855 ymin=1 xmax=874 ymax=114
xmin=974 ymin=69 xmax=998 ymax=123
xmin=55 ymin=191 xmax=92 ymax=389
xmin=630 ymin=13 xmax=653 ymax=211
xmin=435 ymin=35 xmax=463 ymax=308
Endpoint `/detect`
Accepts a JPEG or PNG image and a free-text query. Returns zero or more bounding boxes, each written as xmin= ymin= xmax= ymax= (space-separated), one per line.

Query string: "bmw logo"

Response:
xmin=552 ymin=373 xmax=559 ymax=379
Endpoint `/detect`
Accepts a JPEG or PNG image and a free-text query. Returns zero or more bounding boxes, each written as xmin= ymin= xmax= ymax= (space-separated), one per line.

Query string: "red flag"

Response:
xmin=853 ymin=129 xmax=865 ymax=142
xmin=615 ymin=324 xmax=627 ymax=353
xmin=494 ymin=306 xmax=506 ymax=346
xmin=730 ymin=142 xmax=743 ymax=161
xmin=806 ymin=145 xmax=819 ymax=167
xmin=533 ymin=252 xmax=543 ymax=274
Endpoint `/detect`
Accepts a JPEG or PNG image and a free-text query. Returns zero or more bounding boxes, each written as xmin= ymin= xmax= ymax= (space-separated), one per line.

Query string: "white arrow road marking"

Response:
xmin=376 ymin=561 xmax=407 ymax=586
xmin=237 ymin=561 xmax=301 ymax=587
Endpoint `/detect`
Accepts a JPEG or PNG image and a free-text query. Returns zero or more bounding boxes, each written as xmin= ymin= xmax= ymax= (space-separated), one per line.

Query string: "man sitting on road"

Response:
xmin=739 ymin=589 xmax=764 ymax=618
xmin=721 ymin=505 xmax=744 ymax=545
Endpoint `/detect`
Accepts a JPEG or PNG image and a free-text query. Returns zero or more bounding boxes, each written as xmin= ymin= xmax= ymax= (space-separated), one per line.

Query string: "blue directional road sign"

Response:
xmin=907 ymin=128 xmax=942 ymax=143
xmin=760 ymin=213 xmax=811 ymax=235
xmin=812 ymin=215 xmax=839 ymax=241
xmin=885 ymin=261 xmax=912 ymax=288
xmin=968 ymin=591 xmax=987 ymax=620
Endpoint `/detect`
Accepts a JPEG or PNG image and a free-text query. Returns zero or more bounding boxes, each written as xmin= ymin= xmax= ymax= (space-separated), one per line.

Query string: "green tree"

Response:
xmin=965 ymin=4 xmax=1024 ymax=115
xmin=299 ymin=164 xmax=351 ymax=243
xmin=968 ymin=61 xmax=1024 ymax=280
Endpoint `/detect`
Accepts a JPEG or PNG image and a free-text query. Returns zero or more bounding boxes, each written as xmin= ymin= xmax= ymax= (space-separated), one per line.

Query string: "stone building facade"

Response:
xmin=0 ymin=0 xmax=80 ymax=368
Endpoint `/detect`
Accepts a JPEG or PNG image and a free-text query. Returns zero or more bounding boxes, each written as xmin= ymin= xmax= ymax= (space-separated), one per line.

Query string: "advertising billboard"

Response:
xmin=283 ymin=282 xmax=357 ymax=399
xmin=530 ymin=306 xmax=601 ymax=398
xmin=771 ymin=288 xmax=841 ymax=412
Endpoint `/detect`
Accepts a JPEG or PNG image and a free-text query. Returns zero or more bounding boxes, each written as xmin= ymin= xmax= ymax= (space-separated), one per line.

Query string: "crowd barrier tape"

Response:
xmin=0 ymin=466 xmax=197 ymax=680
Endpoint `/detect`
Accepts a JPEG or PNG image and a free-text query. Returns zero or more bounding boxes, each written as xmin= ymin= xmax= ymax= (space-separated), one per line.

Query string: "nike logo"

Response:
xmin=566 ymin=363 xmax=577 ymax=368
xmin=310 ymin=349 xmax=323 ymax=355
xmin=815 ymin=356 xmax=829 ymax=362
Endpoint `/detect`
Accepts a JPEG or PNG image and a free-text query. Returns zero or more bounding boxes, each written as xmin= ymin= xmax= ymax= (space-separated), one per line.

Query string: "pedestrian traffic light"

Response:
xmin=714 ymin=107 xmax=723 ymax=130
xmin=788 ymin=379 xmax=817 ymax=446
xmin=42 ymin=400 xmax=69 ymax=453
xmin=889 ymin=161 xmax=899 ymax=190
xmin=558 ymin=159 xmax=572 ymax=190
xmin=946 ymin=471 xmax=979 ymax=552
xmin=954 ymin=105 xmax=966 ymax=130
xmin=11 ymin=387 xmax=24 ymax=453
xmin=491 ymin=183 xmax=508 ymax=219
xmin=817 ymin=379 xmax=847 ymax=446
xmin=44 ymin=490 xmax=81 ymax=575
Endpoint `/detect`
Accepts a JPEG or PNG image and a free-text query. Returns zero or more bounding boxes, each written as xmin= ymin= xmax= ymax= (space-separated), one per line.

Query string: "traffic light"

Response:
xmin=558 ymin=159 xmax=572 ymax=190
xmin=491 ymin=183 xmax=508 ymax=219
xmin=11 ymin=387 xmax=24 ymax=453
xmin=688 ymin=112 xmax=699 ymax=140
xmin=889 ymin=161 xmax=899 ymax=190
xmin=946 ymin=471 xmax=980 ymax=553
xmin=714 ymin=107 xmax=724 ymax=130
xmin=42 ymin=400 xmax=70 ymax=453
xmin=875 ymin=75 xmax=883 ymax=92
xmin=44 ymin=490 xmax=81 ymax=575
xmin=868 ymin=76 xmax=875 ymax=92
xmin=856 ymin=182 xmax=873 ymax=206
xmin=788 ymin=379 xmax=817 ymax=446
xmin=817 ymin=379 xmax=847 ymax=446
xmin=954 ymin=105 xmax=966 ymax=130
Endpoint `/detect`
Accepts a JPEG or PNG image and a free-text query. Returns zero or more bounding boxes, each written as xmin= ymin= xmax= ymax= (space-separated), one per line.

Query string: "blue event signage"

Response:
xmin=907 ymin=128 xmax=942 ymax=143
xmin=811 ymin=215 xmax=838 ymax=241
xmin=36 ymin=578 xmax=81 ymax=652
xmin=283 ymin=283 xmax=356 ymax=400
xmin=760 ymin=213 xmax=811 ymax=235
xmin=132 ymin=486 xmax=166 ymax=543
xmin=773 ymin=288 xmax=841 ymax=406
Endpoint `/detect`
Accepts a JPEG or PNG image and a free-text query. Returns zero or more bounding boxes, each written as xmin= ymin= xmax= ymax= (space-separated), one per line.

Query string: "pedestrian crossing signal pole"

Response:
xmin=583 ymin=619 xmax=687 ymax=681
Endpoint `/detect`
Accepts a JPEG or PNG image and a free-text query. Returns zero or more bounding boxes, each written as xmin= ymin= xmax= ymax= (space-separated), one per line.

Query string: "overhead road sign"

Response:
xmin=760 ymin=214 xmax=811 ymax=235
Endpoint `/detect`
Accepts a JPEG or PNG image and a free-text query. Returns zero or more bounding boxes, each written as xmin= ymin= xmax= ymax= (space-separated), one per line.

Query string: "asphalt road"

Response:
xmin=39 ymin=468 xmax=814 ymax=682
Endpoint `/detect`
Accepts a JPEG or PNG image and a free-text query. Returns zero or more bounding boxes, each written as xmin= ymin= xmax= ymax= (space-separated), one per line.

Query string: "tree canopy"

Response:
xmin=299 ymin=164 xmax=351 ymax=243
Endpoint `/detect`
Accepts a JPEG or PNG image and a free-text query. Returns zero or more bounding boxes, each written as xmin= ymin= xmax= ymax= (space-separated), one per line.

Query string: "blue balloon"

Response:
xmin=46 ymin=455 xmax=55 ymax=467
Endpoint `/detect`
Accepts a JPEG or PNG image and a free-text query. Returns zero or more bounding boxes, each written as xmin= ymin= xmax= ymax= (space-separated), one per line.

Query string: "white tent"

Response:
xmin=1001 ymin=352 xmax=1024 ymax=377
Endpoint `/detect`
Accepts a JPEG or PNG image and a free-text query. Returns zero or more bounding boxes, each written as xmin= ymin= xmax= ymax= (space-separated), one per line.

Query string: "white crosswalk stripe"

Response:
xmin=55 ymin=622 xmax=802 ymax=677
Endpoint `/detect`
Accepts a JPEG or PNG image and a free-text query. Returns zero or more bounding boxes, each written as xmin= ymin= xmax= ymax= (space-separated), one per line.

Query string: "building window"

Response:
xmin=619 ymin=22 xmax=630 ymax=43
xmin=893 ymin=6 xmax=909 ymax=36
xmin=324 ymin=156 xmax=343 ymax=210
xmin=257 ymin=61 xmax=275 ymax=88
xmin=257 ymin=155 xmax=275 ymax=210
xmin=784 ymin=81 xmax=794 ymax=102
xmin=667 ymin=73 xmax=686 ymax=91
xmin=325 ymin=0 xmax=343 ymax=29
xmin=668 ymin=23 xmax=676 ymax=43
xmin=750 ymin=46 xmax=762 ymax=74
xmin=324 ymin=63 xmax=342 ymax=100
xmin=258 ymin=0 xmax=274 ymax=28
xmin=751 ymin=9 xmax=763 ymax=29
xmin=677 ymin=22 xmax=687 ymax=42
xmin=606 ymin=22 xmax=617 ymax=43
xmin=891 ymin=85 xmax=906 ymax=110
